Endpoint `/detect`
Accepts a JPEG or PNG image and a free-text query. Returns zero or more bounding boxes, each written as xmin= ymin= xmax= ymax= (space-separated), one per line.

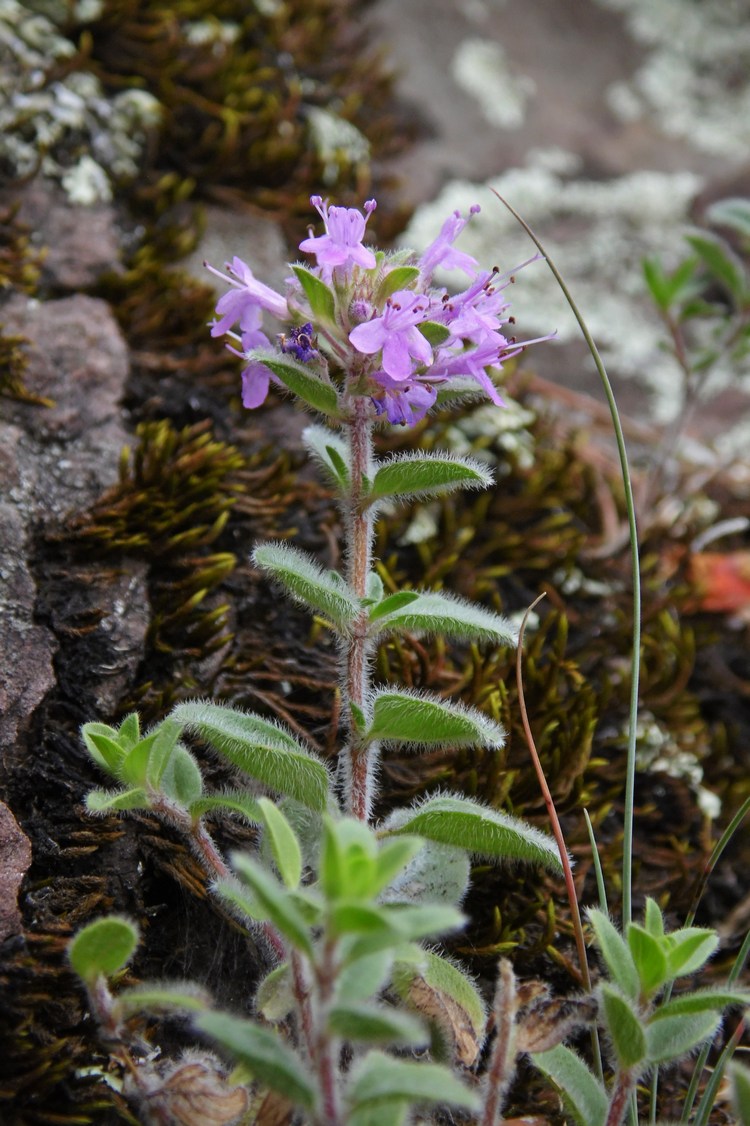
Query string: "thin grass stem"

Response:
xmin=491 ymin=189 xmax=642 ymax=929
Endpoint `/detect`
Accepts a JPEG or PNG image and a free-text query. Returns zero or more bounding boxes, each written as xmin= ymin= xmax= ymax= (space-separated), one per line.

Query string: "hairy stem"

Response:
xmin=481 ymin=959 xmax=518 ymax=1126
xmin=606 ymin=1070 xmax=637 ymax=1126
xmin=311 ymin=936 xmax=343 ymax=1126
xmin=343 ymin=395 xmax=376 ymax=821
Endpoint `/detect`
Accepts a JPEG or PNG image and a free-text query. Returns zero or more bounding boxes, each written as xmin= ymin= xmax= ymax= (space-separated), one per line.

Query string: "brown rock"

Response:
xmin=0 ymin=800 xmax=32 ymax=942
xmin=2 ymin=180 xmax=122 ymax=292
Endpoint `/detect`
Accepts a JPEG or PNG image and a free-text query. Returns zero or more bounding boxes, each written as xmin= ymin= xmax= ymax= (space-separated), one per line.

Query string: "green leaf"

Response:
xmin=258 ymin=797 xmax=302 ymax=889
xmin=335 ymin=949 xmax=393 ymax=1004
xmin=253 ymin=543 xmax=361 ymax=634
xmin=348 ymin=1050 xmax=480 ymax=1114
xmin=375 ymin=265 xmax=421 ymax=303
xmin=117 ymin=713 xmax=140 ymax=750
xmin=654 ymin=987 xmax=750 ymax=1019
xmin=643 ymin=897 xmax=664 ymax=937
xmin=531 ymin=1044 xmax=607 ymax=1126
xmin=81 ymin=722 xmax=126 ymax=775
xmin=118 ymin=736 xmax=154 ymax=787
xmin=171 ymin=701 xmax=330 ymax=812
xmin=731 ymin=1061 xmax=750 ymax=1125
xmin=643 ymin=256 xmax=700 ymax=312
xmin=587 ymin=909 xmax=639 ymax=999
xmin=215 ymin=875 xmax=269 ymax=926
xmin=366 ymin=690 xmax=505 ymax=750
xmin=664 ymin=927 xmax=719 ymax=979
xmin=368 ymin=591 xmax=420 ymax=623
xmin=69 ymin=916 xmax=139 ymax=983
xmin=330 ymin=901 xmax=397 ymax=938
xmin=369 ymin=453 xmax=493 ymax=504
xmin=145 ymin=718 xmax=181 ymax=789
xmin=627 ymin=922 xmax=668 ymax=999
xmin=599 ymin=984 xmax=646 ymax=1069
xmin=381 ymin=839 xmax=470 ymax=908
xmin=196 ymin=1011 xmax=315 ymax=1111
xmin=189 ymin=791 xmax=262 ymax=825
xmin=350 ymin=1101 xmax=409 ymax=1126
xmin=328 ymin=1002 xmax=427 ymax=1046
xmin=365 ymin=571 xmax=384 ymax=603
xmin=255 ymin=963 xmax=293 ymax=1022
xmin=231 ymin=853 xmax=313 ymax=955
xmin=291 ymin=264 xmax=335 ymax=322
xmin=706 ymin=197 xmax=750 ymax=241
xmin=320 ymin=817 xmax=378 ymax=900
xmin=116 ymin=982 xmax=211 ymax=1014
xmin=383 ymin=795 xmax=562 ymax=872
xmin=85 ymin=787 xmax=149 ymax=813
xmin=645 ymin=1010 xmax=720 ymax=1064
xmin=383 ymin=902 xmax=465 ymax=942
xmin=373 ymin=836 xmax=424 ymax=896
xmin=245 ymin=347 xmax=340 ymax=417
xmin=369 ymin=589 xmax=518 ymax=647
xmin=686 ymin=230 xmax=747 ymax=304
xmin=418 ymin=320 xmax=451 ymax=347
xmin=160 ymin=745 xmax=203 ymax=807
xmin=301 ymin=424 xmax=350 ymax=489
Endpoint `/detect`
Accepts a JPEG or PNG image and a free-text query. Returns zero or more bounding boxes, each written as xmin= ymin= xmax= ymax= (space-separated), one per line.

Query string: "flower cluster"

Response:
xmin=206 ymin=195 xmax=551 ymax=425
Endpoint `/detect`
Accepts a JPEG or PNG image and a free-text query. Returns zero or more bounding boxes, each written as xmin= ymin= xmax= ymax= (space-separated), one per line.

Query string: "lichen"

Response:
xmin=0 ymin=0 xmax=161 ymax=199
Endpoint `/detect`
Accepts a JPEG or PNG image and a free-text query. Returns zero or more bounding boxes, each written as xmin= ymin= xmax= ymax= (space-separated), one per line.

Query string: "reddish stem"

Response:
xmin=606 ymin=1069 xmax=636 ymax=1126
xmin=343 ymin=396 xmax=376 ymax=821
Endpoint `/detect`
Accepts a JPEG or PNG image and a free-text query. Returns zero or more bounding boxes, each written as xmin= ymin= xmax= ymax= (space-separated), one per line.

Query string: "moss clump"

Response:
xmin=74 ymin=0 xmax=410 ymax=228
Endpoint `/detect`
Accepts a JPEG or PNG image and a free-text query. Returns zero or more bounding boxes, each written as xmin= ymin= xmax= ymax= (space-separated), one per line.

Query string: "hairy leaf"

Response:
xmin=302 ymin=424 xmax=349 ymax=489
xmin=196 ymin=1011 xmax=315 ymax=1111
xmin=369 ymin=589 xmax=517 ymax=647
xmin=258 ymin=797 xmax=302 ymax=890
xmin=655 ymin=987 xmax=750 ymax=1019
xmin=245 ymin=347 xmax=340 ymax=417
xmin=291 ymin=265 xmax=335 ymax=322
xmin=366 ymin=690 xmax=505 ymax=750
xmin=171 ymin=701 xmax=330 ymax=811
xmin=645 ymin=1010 xmax=720 ymax=1064
xmin=254 ymin=543 xmax=361 ymax=633
xmin=368 ymin=453 xmax=493 ymax=505
xmin=383 ymin=795 xmax=561 ymax=872
xmin=116 ymin=982 xmax=211 ymax=1014
xmin=69 ymin=916 xmax=139 ymax=983
xmin=81 ymin=722 xmax=126 ymax=775
xmin=600 ymin=985 xmax=646 ymax=1069
xmin=328 ymin=1002 xmax=427 ymax=1046
xmin=587 ymin=909 xmax=639 ymax=1000
xmin=86 ymin=788 xmax=148 ymax=813
xmin=189 ymin=791 xmax=262 ymax=825
xmin=231 ymin=854 xmax=313 ymax=955
xmin=627 ymin=922 xmax=668 ymax=998
xmin=348 ymin=1050 xmax=480 ymax=1114
xmin=531 ymin=1044 xmax=607 ymax=1126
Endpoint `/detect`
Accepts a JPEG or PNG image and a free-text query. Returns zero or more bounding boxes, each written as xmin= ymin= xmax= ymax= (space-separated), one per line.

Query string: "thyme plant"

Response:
xmin=69 ymin=196 xmax=748 ymax=1125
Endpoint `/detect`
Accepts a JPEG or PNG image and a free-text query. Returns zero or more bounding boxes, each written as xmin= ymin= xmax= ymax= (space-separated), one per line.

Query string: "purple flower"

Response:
xmin=280 ymin=323 xmax=318 ymax=363
xmin=299 ymin=196 xmax=377 ymax=280
xmin=371 ymin=371 xmax=437 ymax=426
xmin=429 ymin=335 xmax=529 ymax=405
xmin=439 ymin=269 xmax=513 ymax=349
xmin=349 ymin=290 xmax=433 ymax=380
xmin=206 ymin=256 xmax=288 ymax=337
xmin=225 ymin=327 xmax=275 ymax=409
xmin=419 ymin=205 xmax=481 ymax=281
